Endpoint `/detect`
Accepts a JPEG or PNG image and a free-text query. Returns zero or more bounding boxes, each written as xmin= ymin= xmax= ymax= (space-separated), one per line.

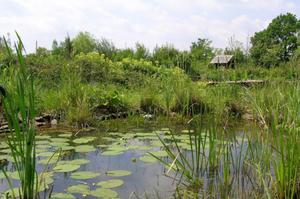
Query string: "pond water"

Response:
xmin=0 ymin=124 xmax=249 ymax=199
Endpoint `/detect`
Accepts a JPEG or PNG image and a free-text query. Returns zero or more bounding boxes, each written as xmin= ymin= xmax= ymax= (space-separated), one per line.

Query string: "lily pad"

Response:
xmin=75 ymin=145 xmax=96 ymax=153
xmin=50 ymin=142 xmax=70 ymax=147
xmin=73 ymin=137 xmax=96 ymax=144
xmin=60 ymin=146 xmax=75 ymax=151
xmin=67 ymin=184 xmax=90 ymax=195
xmin=106 ymin=170 xmax=132 ymax=177
xmin=53 ymin=164 xmax=80 ymax=173
xmin=71 ymin=171 xmax=100 ymax=180
xmin=51 ymin=193 xmax=76 ymax=199
xmin=90 ymin=188 xmax=118 ymax=198
xmin=36 ymin=140 xmax=50 ymax=145
xmin=140 ymin=155 xmax=158 ymax=163
xmin=50 ymin=138 xmax=69 ymax=143
xmin=0 ymin=148 xmax=12 ymax=154
xmin=38 ymin=156 xmax=60 ymax=165
xmin=57 ymin=159 xmax=90 ymax=166
xmin=150 ymin=151 xmax=168 ymax=157
xmin=0 ymin=142 xmax=9 ymax=149
xmin=58 ymin=133 xmax=73 ymax=138
xmin=37 ymin=152 xmax=58 ymax=157
xmin=97 ymin=179 xmax=124 ymax=189
xmin=36 ymin=135 xmax=51 ymax=140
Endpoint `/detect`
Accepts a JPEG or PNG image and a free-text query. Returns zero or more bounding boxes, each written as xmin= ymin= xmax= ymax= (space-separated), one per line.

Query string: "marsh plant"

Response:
xmin=0 ymin=34 xmax=38 ymax=199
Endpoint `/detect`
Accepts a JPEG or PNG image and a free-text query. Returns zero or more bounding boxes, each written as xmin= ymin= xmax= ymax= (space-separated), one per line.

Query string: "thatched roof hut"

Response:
xmin=210 ymin=55 xmax=235 ymax=68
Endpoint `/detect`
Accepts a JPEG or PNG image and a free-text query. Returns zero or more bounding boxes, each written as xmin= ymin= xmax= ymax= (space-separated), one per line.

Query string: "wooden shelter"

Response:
xmin=210 ymin=55 xmax=235 ymax=68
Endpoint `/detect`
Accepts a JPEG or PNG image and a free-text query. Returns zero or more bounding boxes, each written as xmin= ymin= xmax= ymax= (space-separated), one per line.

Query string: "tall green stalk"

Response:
xmin=0 ymin=33 xmax=38 ymax=199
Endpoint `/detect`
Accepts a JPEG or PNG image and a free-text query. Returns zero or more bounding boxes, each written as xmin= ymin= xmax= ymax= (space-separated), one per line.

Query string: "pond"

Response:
xmin=0 ymin=123 xmax=249 ymax=199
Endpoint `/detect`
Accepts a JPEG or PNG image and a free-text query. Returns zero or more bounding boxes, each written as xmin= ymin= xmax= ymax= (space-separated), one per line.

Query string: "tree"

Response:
xmin=190 ymin=38 xmax=214 ymax=62
xmin=250 ymin=13 xmax=300 ymax=67
xmin=72 ymin=31 xmax=97 ymax=55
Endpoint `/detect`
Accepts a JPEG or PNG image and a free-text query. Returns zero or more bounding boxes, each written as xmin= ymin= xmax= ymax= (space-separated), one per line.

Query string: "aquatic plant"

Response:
xmin=0 ymin=33 xmax=38 ymax=199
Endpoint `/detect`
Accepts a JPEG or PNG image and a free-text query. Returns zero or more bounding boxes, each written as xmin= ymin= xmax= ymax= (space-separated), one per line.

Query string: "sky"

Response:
xmin=0 ymin=0 xmax=299 ymax=52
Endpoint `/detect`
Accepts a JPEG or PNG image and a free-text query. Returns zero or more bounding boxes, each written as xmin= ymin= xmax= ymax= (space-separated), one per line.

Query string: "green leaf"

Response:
xmin=53 ymin=164 xmax=80 ymax=173
xmin=96 ymin=179 xmax=124 ymax=189
xmin=106 ymin=170 xmax=132 ymax=177
xmin=90 ymin=188 xmax=118 ymax=198
xmin=71 ymin=171 xmax=100 ymax=180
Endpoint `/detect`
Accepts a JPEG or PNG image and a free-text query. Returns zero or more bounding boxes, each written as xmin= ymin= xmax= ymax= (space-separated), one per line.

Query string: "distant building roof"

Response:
xmin=210 ymin=55 xmax=234 ymax=64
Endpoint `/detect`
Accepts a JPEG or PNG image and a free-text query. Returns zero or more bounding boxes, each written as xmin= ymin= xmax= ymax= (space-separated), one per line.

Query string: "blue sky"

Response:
xmin=0 ymin=0 xmax=299 ymax=52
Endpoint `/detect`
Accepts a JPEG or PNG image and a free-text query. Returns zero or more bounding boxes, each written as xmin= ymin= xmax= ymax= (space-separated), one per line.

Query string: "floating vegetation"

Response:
xmin=51 ymin=193 xmax=76 ymax=199
xmin=36 ymin=135 xmax=51 ymax=140
xmin=67 ymin=184 xmax=90 ymax=195
xmin=90 ymin=188 xmax=118 ymax=198
xmin=50 ymin=138 xmax=70 ymax=143
xmin=58 ymin=133 xmax=73 ymax=138
xmin=97 ymin=179 xmax=124 ymax=189
xmin=73 ymin=136 xmax=96 ymax=144
xmin=71 ymin=171 xmax=101 ymax=180
xmin=75 ymin=145 xmax=96 ymax=153
xmin=106 ymin=170 xmax=132 ymax=177
xmin=150 ymin=151 xmax=168 ymax=157
xmin=50 ymin=142 xmax=70 ymax=147
xmin=53 ymin=164 xmax=80 ymax=173
xmin=58 ymin=159 xmax=90 ymax=166
xmin=139 ymin=155 xmax=158 ymax=163
xmin=0 ymin=142 xmax=9 ymax=149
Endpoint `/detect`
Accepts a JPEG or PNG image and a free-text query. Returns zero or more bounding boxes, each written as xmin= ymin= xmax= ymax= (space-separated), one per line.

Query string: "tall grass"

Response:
xmin=0 ymin=33 xmax=38 ymax=199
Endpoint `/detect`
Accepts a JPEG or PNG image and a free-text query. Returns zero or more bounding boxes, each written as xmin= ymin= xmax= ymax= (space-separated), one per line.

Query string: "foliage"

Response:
xmin=250 ymin=13 xmax=300 ymax=67
xmin=72 ymin=31 xmax=97 ymax=55
xmin=0 ymin=33 xmax=38 ymax=199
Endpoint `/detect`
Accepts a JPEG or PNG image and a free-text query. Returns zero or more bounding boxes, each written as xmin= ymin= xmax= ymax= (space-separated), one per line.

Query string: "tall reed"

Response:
xmin=0 ymin=33 xmax=38 ymax=199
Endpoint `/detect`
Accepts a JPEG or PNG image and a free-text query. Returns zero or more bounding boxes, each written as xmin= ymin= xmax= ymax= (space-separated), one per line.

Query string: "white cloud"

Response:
xmin=0 ymin=0 xmax=299 ymax=52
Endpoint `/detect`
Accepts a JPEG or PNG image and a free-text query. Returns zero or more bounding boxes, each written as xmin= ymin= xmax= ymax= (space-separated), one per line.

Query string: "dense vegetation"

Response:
xmin=0 ymin=13 xmax=298 ymax=128
xmin=0 ymin=12 xmax=300 ymax=199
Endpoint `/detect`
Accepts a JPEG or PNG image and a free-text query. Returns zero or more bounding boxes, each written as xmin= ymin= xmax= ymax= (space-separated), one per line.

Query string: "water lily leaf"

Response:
xmin=139 ymin=155 xmax=158 ymax=163
xmin=50 ymin=138 xmax=69 ymax=143
xmin=67 ymin=184 xmax=90 ymax=195
xmin=0 ymin=148 xmax=12 ymax=154
xmin=60 ymin=146 xmax=75 ymax=151
xmin=90 ymin=188 xmax=118 ymax=198
xmin=50 ymin=142 xmax=70 ymax=147
xmin=71 ymin=171 xmax=100 ymax=180
xmin=106 ymin=170 xmax=132 ymax=177
xmin=150 ymin=151 xmax=168 ymax=157
xmin=38 ymin=156 xmax=60 ymax=165
xmin=73 ymin=137 xmax=96 ymax=144
xmin=51 ymin=193 xmax=76 ymax=199
xmin=96 ymin=179 xmax=124 ymax=189
xmin=37 ymin=152 xmax=58 ymax=157
xmin=36 ymin=148 xmax=48 ymax=153
xmin=57 ymin=159 xmax=90 ymax=166
xmin=36 ymin=135 xmax=51 ymax=140
xmin=53 ymin=164 xmax=80 ymax=173
xmin=0 ymin=142 xmax=9 ymax=149
xmin=75 ymin=145 xmax=96 ymax=153
xmin=36 ymin=140 xmax=50 ymax=145
xmin=58 ymin=133 xmax=73 ymax=138
xmin=102 ymin=137 xmax=117 ymax=142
